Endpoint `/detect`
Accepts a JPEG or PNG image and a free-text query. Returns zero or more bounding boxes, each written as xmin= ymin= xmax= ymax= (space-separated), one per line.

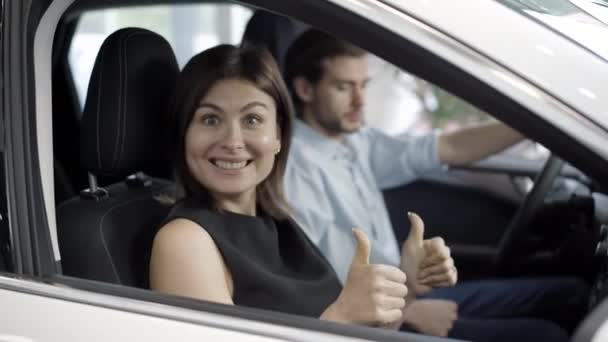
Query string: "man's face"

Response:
xmin=305 ymin=55 xmax=370 ymax=137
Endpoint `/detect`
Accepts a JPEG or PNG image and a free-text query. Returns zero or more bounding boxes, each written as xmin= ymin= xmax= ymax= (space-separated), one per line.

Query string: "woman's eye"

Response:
xmin=200 ymin=115 xmax=219 ymax=126
xmin=244 ymin=115 xmax=263 ymax=127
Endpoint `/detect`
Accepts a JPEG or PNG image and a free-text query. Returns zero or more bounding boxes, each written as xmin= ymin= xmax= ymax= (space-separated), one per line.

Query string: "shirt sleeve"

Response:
xmin=284 ymin=162 xmax=356 ymax=283
xmin=365 ymin=127 xmax=443 ymax=189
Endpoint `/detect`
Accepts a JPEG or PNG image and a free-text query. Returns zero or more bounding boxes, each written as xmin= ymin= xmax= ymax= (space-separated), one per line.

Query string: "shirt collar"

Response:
xmin=293 ymin=119 xmax=355 ymax=161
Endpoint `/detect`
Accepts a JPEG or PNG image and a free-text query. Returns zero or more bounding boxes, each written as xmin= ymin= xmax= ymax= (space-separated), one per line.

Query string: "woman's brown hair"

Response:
xmin=169 ymin=44 xmax=294 ymax=220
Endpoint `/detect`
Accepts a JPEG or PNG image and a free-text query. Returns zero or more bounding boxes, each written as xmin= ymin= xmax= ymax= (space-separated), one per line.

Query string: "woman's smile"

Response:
xmin=209 ymin=158 xmax=253 ymax=173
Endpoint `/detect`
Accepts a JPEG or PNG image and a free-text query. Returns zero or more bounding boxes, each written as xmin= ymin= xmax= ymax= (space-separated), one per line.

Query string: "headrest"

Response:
xmin=242 ymin=10 xmax=307 ymax=71
xmin=80 ymin=27 xmax=179 ymax=179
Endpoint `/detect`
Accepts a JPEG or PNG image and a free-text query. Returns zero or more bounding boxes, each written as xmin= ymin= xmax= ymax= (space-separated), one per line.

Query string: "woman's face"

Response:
xmin=184 ymin=78 xmax=281 ymax=200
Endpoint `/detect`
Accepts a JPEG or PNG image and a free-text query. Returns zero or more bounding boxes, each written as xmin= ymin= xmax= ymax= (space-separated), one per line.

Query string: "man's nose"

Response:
xmin=352 ymin=86 xmax=366 ymax=108
xmin=221 ymin=122 xmax=245 ymax=151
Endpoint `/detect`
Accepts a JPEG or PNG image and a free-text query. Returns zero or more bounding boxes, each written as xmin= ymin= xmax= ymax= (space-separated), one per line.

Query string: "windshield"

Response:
xmin=572 ymin=0 xmax=608 ymax=23
xmin=499 ymin=0 xmax=608 ymax=60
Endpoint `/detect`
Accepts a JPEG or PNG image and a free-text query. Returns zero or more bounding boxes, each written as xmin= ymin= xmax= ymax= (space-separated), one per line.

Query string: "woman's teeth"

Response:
xmin=213 ymin=160 xmax=248 ymax=170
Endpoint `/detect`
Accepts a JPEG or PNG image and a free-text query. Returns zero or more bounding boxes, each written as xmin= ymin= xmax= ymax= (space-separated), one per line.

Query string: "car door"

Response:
xmin=10 ymin=0 xmax=608 ymax=340
xmin=5 ymin=275 xmax=442 ymax=342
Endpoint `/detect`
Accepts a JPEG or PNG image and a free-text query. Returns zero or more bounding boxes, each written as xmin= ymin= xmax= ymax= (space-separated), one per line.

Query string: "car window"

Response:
xmin=67 ymin=2 xmax=548 ymax=161
xmin=48 ymin=1 xmax=599 ymax=339
xmin=68 ymin=3 xmax=253 ymax=109
xmin=365 ymin=55 xmax=549 ymax=161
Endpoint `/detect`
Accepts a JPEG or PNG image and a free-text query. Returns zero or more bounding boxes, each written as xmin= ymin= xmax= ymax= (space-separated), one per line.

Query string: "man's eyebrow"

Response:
xmin=331 ymin=79 xmax=355 ymax=84
xmin=240 ymin=101 xmax=269 ymax=112
xmin=197 ymin=102 xmax=224 ymax=112
xmin=331 ymin=78 xmax=371 ymax=85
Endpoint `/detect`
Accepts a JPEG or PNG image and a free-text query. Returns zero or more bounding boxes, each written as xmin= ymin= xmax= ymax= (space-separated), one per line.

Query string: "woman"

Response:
xmin=149 ymin=44 xmax=409 ymax=327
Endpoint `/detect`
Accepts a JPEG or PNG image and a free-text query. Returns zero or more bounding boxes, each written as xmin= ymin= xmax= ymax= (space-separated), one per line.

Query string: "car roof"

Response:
xmin=382 ymin=0 xmax=608 ymax=131
xmin=501 ymin=0 xmax=608 ymax=59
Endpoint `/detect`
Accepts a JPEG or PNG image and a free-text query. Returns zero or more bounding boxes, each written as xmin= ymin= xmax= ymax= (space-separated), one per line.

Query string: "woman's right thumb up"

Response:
xmin=351 ymin=228 xmax=371 ymax=265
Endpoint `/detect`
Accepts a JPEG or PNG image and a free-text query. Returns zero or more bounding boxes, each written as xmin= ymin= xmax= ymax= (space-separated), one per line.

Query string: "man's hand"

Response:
xmin=400 ymin=212 xmax=457 ymax=295
xmin=402 ymin=299 xmax=458 ymax=337
xmin=419 ymin=237 xmax=458 ymax=288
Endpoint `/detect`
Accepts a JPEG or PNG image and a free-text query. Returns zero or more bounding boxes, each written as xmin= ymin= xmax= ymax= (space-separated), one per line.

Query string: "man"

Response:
xmin=284 ymin=28 xmax=587 ymax=341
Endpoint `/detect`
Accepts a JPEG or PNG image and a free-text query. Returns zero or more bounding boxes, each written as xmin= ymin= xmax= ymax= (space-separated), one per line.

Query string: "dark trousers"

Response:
xmin=406 ymin=277 xmax=589 ymax=342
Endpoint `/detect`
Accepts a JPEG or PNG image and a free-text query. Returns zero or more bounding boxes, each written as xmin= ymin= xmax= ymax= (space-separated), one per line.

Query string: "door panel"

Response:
xmin=0 ymin=276 xmax=461 ymax=342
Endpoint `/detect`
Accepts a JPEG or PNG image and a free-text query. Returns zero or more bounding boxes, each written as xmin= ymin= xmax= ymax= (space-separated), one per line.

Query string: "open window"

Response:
xmin=52 ymin=0 xmax=608 ymax=329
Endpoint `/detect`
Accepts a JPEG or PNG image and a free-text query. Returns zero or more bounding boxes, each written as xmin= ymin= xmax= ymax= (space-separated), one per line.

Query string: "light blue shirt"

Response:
xmin=285 ymin=120 xmax=442 ymax=283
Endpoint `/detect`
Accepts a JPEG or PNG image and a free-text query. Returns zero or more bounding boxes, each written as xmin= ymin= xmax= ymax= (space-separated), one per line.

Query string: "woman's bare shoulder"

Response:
xmin=150 ymin=218 xmax=234 ymax=303
xmin=152 ymin=218 xmax=224 ymax=267
xmin=154 ymin=218 xmax=214 ymax=248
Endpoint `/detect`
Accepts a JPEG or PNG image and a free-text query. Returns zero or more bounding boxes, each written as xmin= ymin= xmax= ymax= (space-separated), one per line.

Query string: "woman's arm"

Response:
xmin=149 ymin=218 xmax=234 ymax=304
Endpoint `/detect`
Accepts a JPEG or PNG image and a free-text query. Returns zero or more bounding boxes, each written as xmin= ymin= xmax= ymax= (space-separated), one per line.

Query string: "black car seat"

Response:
xmin=57 ymin=28 xmax=179 ymax=288
xmin=241 ymin=9 xmax=307 ymax=72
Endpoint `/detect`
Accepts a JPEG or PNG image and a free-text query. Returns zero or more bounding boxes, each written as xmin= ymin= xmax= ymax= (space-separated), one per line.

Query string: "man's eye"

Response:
xmin=336 ymin=84 xmax=350 ymax=91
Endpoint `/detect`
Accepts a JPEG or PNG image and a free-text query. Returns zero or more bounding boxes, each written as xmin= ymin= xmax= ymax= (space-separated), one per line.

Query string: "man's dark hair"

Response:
xmin=284 ymin=29 xmax=366 ymax=112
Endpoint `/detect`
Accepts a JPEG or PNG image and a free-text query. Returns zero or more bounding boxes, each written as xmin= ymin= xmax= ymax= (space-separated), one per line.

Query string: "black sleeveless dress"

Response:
xmin=165 ymin=197 xmax=343 ymax=318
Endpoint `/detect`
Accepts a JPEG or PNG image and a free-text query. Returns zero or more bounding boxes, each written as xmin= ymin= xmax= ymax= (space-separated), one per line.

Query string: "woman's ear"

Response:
xmin=275 ymin=140 xmax=281 ymax=155
xmin=293 ymin=76 xmax=314 ymax=103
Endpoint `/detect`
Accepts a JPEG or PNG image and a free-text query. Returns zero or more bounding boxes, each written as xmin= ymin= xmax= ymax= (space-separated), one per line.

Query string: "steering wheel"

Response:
xmin=495 ymin=153 xmax=565 ymax=267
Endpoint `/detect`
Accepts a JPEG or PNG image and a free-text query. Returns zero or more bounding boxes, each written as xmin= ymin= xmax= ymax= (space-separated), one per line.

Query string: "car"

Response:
xmin=1 ymin=0 xmax=608 ymax=341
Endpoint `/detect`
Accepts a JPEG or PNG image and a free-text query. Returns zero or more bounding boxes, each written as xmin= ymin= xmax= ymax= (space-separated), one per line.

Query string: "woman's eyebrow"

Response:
xmin=197 ymin=102 xmax=224 ymax=112
xmin=240 ymin=101 xmax=269 ymax=112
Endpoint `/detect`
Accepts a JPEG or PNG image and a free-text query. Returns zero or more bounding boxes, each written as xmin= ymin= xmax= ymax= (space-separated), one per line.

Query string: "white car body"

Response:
xmin=1 ymin=0 xmax=607 ymax=341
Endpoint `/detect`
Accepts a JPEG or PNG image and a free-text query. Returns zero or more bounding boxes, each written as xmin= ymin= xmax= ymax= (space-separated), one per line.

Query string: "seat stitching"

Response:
xmin=98 ymin=194 xmax=158 ymax=284
xmin=114 ymin=31 xmax=155 ymax=171
xmin=118 ymin=35 xmax=132 ymax=171
xmin=112 ymin=33 xmax=127 ymax=171
xmin=120 ymin=41 xmax=128 ymax=172
xmin=96 ymin=49 xmax=105 ymax=170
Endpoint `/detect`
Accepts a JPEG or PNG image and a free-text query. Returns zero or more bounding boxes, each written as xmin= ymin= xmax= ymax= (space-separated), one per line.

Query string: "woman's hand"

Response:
xmin=402 ymin=299 xmax=458 ymax=337
xmin=322 ymin=229 xmax=408 ymax=326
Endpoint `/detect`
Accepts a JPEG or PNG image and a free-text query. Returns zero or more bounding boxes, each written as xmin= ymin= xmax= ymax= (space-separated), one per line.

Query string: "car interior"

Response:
xmin=6 ymin=0 xmax=608 ymax=340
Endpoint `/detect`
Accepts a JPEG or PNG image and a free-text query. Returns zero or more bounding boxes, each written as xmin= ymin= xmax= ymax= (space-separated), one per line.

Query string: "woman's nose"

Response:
xmin=220 ymin=122 xmax=245 ymax=151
